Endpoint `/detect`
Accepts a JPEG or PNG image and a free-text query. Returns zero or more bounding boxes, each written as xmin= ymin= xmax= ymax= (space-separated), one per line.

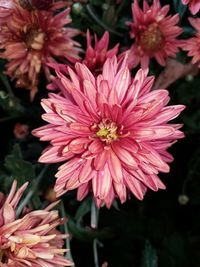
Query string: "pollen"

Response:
xmin=95 ymin=119 xmax=118 ymax=143
xmin=138 ymin=23 xmax=164 ymax=52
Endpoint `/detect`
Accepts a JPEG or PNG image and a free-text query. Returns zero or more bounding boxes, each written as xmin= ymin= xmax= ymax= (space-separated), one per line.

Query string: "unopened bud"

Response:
xmin=72 ymin=3 xmax=83 ymax=14
xmin=178 ymin=194 xmax=189 ymax=205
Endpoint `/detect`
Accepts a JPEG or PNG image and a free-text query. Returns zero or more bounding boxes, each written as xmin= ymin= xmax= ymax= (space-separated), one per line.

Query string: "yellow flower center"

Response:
xmin=138 ymin=23 xmax=164 ymax=52
xmin=95 ymin=119 xmax=118 ymax=143
xmin=24 ymin=28 xmax=46 ymax=51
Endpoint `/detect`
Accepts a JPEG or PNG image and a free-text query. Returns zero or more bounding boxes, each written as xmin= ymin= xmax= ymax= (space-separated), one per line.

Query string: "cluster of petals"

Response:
xmin=181 ymin=18 xmax=200 ymax=67
xmin=0 ymin=0 xmax=13 ymax=25
xmin=125 ymin=0 xmax=182 ymax=69
xmin=33 ymin=56 xmax=185 ymax=208
xmin=0 ymin=181 xmax=73 ymax=266
xmin=0 ymin=1 xmax=82 ymax=100
xmin=82 ymin=30 xmax=119 ymax=74
xmin=182 ymin=0 xmax=200 ymax=14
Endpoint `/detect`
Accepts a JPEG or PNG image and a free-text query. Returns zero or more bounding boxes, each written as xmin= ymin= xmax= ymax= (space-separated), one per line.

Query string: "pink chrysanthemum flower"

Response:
xmin=182 ymin=18 xmax=200 ymax=67
xmin=0 ymin=2 xmax=82 ymax=100
xmin=33 ymin=56 xmax=185 ymax=208
xmin=82 ymin=30 xmax=119 ymax=74
xmin=182 ymin=0 xmax=200 ymax=14
xmin=0 ymin=181 xmax=73 ymax=266
xmin=126 ymin=0 xmax=182 ymax=69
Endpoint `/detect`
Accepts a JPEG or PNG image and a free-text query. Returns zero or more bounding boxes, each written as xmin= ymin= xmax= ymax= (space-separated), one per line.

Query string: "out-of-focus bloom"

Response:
xmin=182 ymin=18 xmax=200 ymax=68
xmin=0 ymin=0 xmax=13 ymax=25
xmin=44 ymin=187 xmax=58 ymax=202
xmin=18 ymin=0 xmax=69 ymax=11
xmin=125 ymin=0 xmax=182 ymax=69
xmin=14 ymin=123 xmax=29 ymax=139
xmin=82 ymin=30 xmax=119 ymax=74
xmin=153 ymin=58 xmax=199 ymax=90
xmin=0 ymin=180 xmax=73 ymax=266
xmin=182 ymin=0 xmax=200 ymax=14
xmin=33 ymin=56 xmax=185 ymax=208
xmin=0 ymin=3 xmax=82 ymax=100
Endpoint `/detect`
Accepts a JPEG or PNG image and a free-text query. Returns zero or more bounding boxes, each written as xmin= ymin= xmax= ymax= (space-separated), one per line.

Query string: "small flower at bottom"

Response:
xmin=0 ymin=181 xmax=73 ymax=266
xmin=33 ymin=56 xmax=185 ymax=208
xmin=124 ymin=0 xmax=182 ymax=69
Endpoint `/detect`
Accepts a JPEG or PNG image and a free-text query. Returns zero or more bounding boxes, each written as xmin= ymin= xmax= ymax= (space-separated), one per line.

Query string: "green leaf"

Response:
xmin=4 ymin=144 xmax=35 ymax=184
xmin=68 ymin=220 xmax=114 ymax=242
xmin=75 ymin=195 xmax=92 ymax=223
xmin=141 ymin=240 xmax=158 ymax=267
xmin=173 ymin=0 xmax=187 ymax=18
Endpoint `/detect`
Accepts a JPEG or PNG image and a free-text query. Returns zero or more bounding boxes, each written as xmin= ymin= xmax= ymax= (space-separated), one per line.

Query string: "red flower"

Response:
xmin=82 ymin=30 xmax=119 ymax=74
xmin=0 ymin=2 xmax=82 ymax=100
xmin=125 ymin=0 xmax=182 ymax=69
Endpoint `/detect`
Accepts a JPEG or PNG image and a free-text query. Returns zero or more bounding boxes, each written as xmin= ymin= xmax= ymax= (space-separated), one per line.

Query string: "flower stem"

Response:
xmin=16 ymin=164 xmax=49 ymax=217
xmin=60 ymin=201 xmax=74 ymax=263
xmin=0 ymin=116 xmax=15 ymax=122
xmin=91 ymin=200 xmax=100 ymax=267
xmin=86 ymin=4 xmax=123 ymax=37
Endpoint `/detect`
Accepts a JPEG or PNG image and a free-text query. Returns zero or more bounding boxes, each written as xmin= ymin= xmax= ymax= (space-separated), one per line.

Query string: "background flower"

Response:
xmin=82 ymin=30 xmax=119 ymax=74
xmin=0 ymin=2 xmax=82 ymax=100
xmin=182 ymin=18 xmax=200 ymax=68
xmin=125 ymin=0 xmax=182 ymax=69
xmin=182 ymin=0 xmax=200 ymax=14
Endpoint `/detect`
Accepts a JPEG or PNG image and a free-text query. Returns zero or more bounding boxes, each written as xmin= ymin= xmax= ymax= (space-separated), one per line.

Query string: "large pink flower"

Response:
xmin=182 ymin=0 xmax=200 ymax=14
xmin=126 ymin=0 xmax=182 ymax=69
xmin=33 ymin=56 xmax=185 ymax=208
xmin=0 ymin=181 xmax=73 ymax=266
xmin=82 ymin=30 xmax=119 ymax=74
xmin=0 ymin=2 xmax=82 ymax=100
xmin=181 ymin=18 xmax=200 ymax=67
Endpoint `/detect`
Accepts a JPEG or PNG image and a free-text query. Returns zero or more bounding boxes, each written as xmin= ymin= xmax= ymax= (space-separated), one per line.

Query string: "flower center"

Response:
xmin=0 ymin=249 xmax=7 ymax=263
xmin=95 ymin=119 xmax=118 ymax=143
xmin=24 ymin=28 xmax=46 ymax=50
xmin=138 ymin=23 xmax=164 ymax=52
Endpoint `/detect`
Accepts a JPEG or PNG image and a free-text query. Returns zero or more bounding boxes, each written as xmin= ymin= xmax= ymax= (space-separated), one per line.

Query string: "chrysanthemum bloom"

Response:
xmin=182 ymin=0 xmax=200 ymax=14
xmin=181 ymin=18 xmax=200 ymax=67
xmin=0 ymin=3 xmax=82 ymax=100
xmin=0 ymin=181 xmax=73 ymax=266
xmin=82 ymin=30 xmax=119 ymax=74
xmin=33 ymin=56 xmax=185 ymax=208
xmin=126 ymin=0 xmax=183 ymax=69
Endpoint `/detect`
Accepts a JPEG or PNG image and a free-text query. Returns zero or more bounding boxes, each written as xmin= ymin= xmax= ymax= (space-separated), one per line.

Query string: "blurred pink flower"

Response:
xmin=181 ymin=18 xmax=200 ymax=67
xmin=0 ymin=181 xmax=73 ymax=266
xmin=33 ymin=56 xmax=185 ymax=208
xmin=0 ymin=0 xmax=13 ymax=25
xmin=0 ymin=2 xmax=82 ymax=100
xmin=125 ymin=0 xmax=182 ymax=69
xmin=182 ymin=0 xmax=200 ymax=14
xmin=82 ymin=30 xmax=119 ymax=74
